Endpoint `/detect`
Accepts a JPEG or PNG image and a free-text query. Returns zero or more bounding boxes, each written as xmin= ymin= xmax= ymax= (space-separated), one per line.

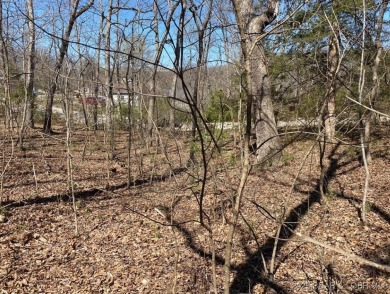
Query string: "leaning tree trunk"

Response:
xmin=169 ymin=3 xmax=185 ymax=132
xmin=146 ymin=1 xmax=179 ymax=148
xmin=146 ymin=1 xmax=160 ymax=149
xmin=43 ymin=0 xmax=94 ymax=133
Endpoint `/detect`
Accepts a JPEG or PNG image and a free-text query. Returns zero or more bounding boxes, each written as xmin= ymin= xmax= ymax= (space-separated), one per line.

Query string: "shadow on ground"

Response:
xmin=229 ymin=143 xmax=342 ymax=293
xmin=1 ymin=167 xmax=187 ymax=209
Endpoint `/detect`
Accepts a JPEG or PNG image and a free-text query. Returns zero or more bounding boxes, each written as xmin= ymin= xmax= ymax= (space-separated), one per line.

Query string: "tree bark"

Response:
xmin=323 ymin=20 xmax=340 ymax=142
xmin=232 ymin=0 xmax=281 ymax=163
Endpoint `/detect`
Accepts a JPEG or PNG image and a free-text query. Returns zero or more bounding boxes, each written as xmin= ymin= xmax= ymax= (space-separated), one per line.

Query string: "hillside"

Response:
xmin=0 ymin=126 xmax=389 ymax=293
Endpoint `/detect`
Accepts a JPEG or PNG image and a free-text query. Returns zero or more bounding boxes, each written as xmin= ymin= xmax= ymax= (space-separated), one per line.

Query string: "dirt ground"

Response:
xmin=0 ymin=126 xmax=389 ymax=293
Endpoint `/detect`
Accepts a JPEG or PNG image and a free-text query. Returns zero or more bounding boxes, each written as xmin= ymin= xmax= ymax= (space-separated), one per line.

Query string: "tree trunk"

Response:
xmin=250 ymin=43 xmax=280 ymax=162
xmin=0 ymin=1 xmax=12 ymax=130
xmin=323 ymin=21 xmax=340 ymax=142
xmin=169 ymin=3 xmax=186 ymax=132
xmin=18 ymin=7 xmax=36 ymax=148
xmin=188 ymin=1 xmax=213 ymax=166
xmin=232 ymin=0 xmax=281 ymax=164
xmin=43 ymin=0 xmax=94 ymax=133
xmin=319 ymin=8 xmax=341 ymax=199
xmin=146 ymin=1 xmax=179 ymax=148
xmin=169 ymin=74 xmax=177 ymax=131
xmin=146 ymin=1 xmax=160 ymax=149
xmin=93 ymin=3 xmax=104 ymax=131
xmin=105 ymin=0 xmax=115 ymax=160
xmin=364 ymin=0 xmax=387 ymax=163
xmin=25 ymin=0 xmax=36 ymax=128
xmin=224 ymin=1 xmax=281 ymax=291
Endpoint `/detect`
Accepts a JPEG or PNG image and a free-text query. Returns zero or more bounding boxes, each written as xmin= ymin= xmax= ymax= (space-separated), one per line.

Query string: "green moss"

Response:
xmin=281 ymin=151 xmax=294 ymax=166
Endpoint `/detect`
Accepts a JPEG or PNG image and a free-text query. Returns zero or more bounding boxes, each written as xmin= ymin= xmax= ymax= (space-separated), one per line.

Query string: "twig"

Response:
xmin=32 ymin=161 xmax=38 ymax=195
xmin=346 ymin=95 xmax=390 ymax=118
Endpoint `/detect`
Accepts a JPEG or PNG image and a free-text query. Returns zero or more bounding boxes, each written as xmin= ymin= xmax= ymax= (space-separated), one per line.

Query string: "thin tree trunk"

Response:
xmin=93 ymin=0 xmax=104 ymax=131
xmin=74 ymin=23 xmax=89 ymax=129
xmin=224 ymin=54 xmax=253 ymax=294
xmin=188 ymin=0 xmax=213 ymax=166
xmin=105 ymin=0 xmax=115 ymax=160
xmin=125 ymin=55 xmax=135 ymax=188
xmin=125 ymin=7 xmax=138 ymax=189
xmin=64 ymin=65 xmax=78 ymax=235
xmin=169 ymin=74 xmax=178 ymax=132
xmin=364 ymin=0 xmax=387 ymax=163
xmin=358 ymin=1 xmax=369 ymax=224
xmin=169 ymin=2 xmax=186 ymax=133
xmin=319 ymin=6 xmax=342 ymax=199
xmin=323 ymin=20 xmax=340 ymax=142
xmin=0 ymin=1 xmax=12 ymax=130
xmin=25 ymin=0 xmax=36 ymax=128
xmin=147 ymin=1 xmax=161 ymax=149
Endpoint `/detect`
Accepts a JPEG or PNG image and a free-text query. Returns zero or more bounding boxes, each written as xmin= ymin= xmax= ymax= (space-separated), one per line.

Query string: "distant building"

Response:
xmin=112 ymin=91 xmax=140 ymax=106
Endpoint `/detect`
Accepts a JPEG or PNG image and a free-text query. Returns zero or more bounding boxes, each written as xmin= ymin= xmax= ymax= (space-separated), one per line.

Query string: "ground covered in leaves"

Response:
xmin=0 ymin=125 xmax=389 ymax=293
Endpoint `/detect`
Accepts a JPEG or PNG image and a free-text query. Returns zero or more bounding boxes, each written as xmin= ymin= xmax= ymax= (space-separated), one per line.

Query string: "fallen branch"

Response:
xmin=293 ymin=230 xmax=390 ymax=273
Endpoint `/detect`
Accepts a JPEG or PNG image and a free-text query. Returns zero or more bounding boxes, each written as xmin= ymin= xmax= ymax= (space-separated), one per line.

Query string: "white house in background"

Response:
xmin=112 ymin=91 xmax=141 ymax=106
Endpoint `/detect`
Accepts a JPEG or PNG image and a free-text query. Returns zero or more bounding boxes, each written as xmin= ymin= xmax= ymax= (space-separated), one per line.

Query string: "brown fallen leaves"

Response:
xmin=0 ymin=127 xmax=389 ymax=293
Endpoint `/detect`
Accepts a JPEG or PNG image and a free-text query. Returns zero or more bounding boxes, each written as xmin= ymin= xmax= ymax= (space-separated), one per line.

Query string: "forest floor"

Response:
xmin=0 ymin=125 xmax=389 ymax=293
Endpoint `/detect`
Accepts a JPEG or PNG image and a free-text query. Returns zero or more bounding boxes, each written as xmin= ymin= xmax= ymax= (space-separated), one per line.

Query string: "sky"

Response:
xmin=4 ymin=0 xmax=390 ymax=71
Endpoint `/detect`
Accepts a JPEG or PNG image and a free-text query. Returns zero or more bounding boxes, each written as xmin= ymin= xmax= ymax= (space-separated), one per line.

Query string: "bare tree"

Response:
xmin=168 ymin=1 xmax=185 ymax=132
xmin=104 ymin=0 xmax=115 ymax=160
xmin=187 ymin=0 xmax=213 ymax=165
xmin=43 ymin=0 xmax=94 ymax=133
xmin=74 ymin=23 xmax=89 ymax=128
xmin=25 ymin=0 xmax=36 ymax=128
xmin=0 ymin=0 xmax=13 ymax=130
xmin=146 ymin=0 xmax=179 ymax=148
xmin=17 ymin=0 xmax=37 ymax=148
xmin=93 ymin=0 xmax=105 ymax=131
